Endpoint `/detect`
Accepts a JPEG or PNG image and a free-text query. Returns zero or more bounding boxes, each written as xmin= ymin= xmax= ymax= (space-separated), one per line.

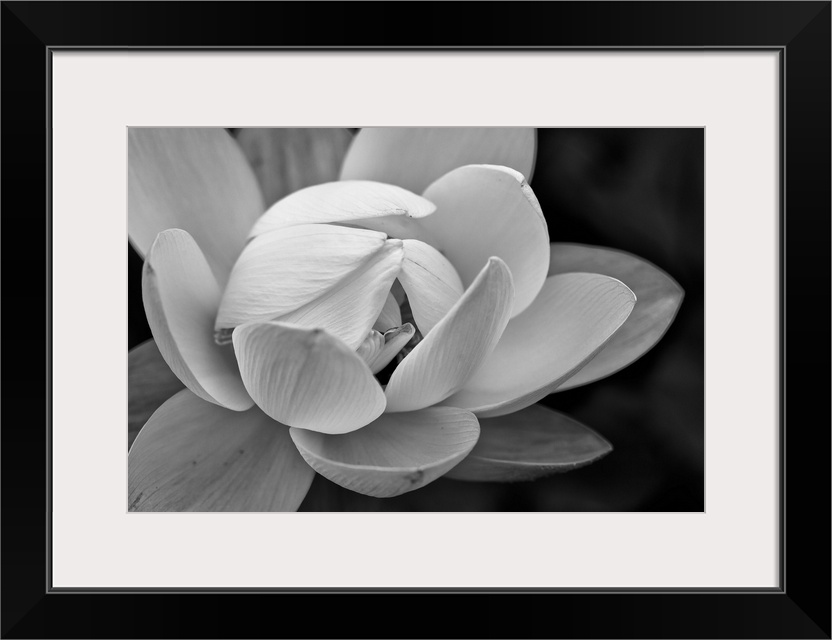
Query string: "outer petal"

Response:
xmin=289 ymin=407 xmax=480 ymax=498
xmin=340 ymin=127 xmax=537 ymax=194
xmin=384 ymin=258 xmax=514 ymax=413
xmin=215 ymin=224 xmax=388 ymax=330
xmin=128 ymin=390 xmax=314 ymax=512
xmin=397 ymin=239 xmax=464 ymax=335
xmin=128 ymin=128 xmax=265 ymax=285
xmin=128 ymin=339 xmax=184 ymax=448
xmin=235 ymin=128 xmax=353 ymax=208
xmin=548 ymin=243 xmax=684 ymax=390
xmin=233 ymin=322 xmax=386 ymax=434
xmin=248 ymin=180 xmax=436 ymax=239
xmin=420 ymin=165 xmax=549 ymax=317
xmin=276 ymin=239 xmax=403 ymax=349
xmin=445 ymin=404 xmax=612 ymax=482
xmin=142 ymin=230 xmax=253 ymax=411
xmin=446 ymin=273 xmax=636 ymax=417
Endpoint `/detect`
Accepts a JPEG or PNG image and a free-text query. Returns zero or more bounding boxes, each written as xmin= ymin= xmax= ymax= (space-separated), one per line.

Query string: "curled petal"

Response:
xmin=358 ymin=324 xmax=416 ymax=374
xmin=384 ymin=258 xmax=514 ymax=413
xmin=356 ymin=330 xmax=385 ymax=365
xmin=421 ymin=165 xmax=549 ymax=317
xmin=216 ymin=224 xmax=387 ymax=330
xmin=129 ymin=128 xmax=265 ymax=285
xmin=235 ymin=128 xmax=353 ymax=208
xmin=289 ymin=407 xmax=480 ymax=498
xmin=248 ymin=180 xmax=435 ymax=239
xmin=398 ymin=239 xmax=464 ymax=335
xmin=548 ymin=243 xmax=684 ymax=390
xmin=446 ymin=404 xmax=612 ymax=482
xmin=447 ymin=273 xmax=636 ymax=417
xmin=276 ymin=239 xmax=403 ymax=349
xmin=129 ymin=390 xmax=314 ymax=512
xmin=142 ymin=230 xmax=253 ymax=411
xmin=372 ymin=325 xmax=416 ymax=373
xmin=340 ymin=127 xmax=537 ymax=194
xmin=233 ymin=321 xmax=385 ymax=434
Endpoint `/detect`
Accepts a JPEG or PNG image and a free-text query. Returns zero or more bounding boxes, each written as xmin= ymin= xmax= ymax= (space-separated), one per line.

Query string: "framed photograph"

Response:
xmin=126 ymin=124 xmax=699 ymax=517
xmin=3 ymin=1 xmax=829 ymax=638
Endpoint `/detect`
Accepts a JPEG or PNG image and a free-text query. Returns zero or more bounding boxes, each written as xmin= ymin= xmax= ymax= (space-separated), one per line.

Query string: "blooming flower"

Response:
xmin=128 ymin=128 xmax=683 ymax=511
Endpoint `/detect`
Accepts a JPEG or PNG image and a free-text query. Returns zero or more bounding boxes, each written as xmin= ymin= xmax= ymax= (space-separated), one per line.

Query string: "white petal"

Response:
xmin=384 ymin=258 xmax=514 ymax=412
xmin=373 ymin=291 xmax=402 ymax=332
xmin=129 ymin=390 xmax=314 ymax=511
xmin=398 ymin=239 xmax=464 ymax=335
xmin=547 ymin=243 xmax=684 ymax=390
xmin=275 ymin=239 xmax=403 ymax=349
xmin=420 ymin=165 xmax=550 ymax=317
xmin=233 ymin=321 xmax=386 ymax=434
xmin=129 ymin=128 xmax=265 ymax=285
xmin=215 ymin=224 xmax=387 ymax=330
xmin=372 ymin=324 xmax=416 ymax=373
xmin=446 ymin=273 xmax=636 ymax=417
xmin=142 ymin=230 xmax=253 ymax=411
xmin=356 ymin=330 xmax=385 ymax=366
xmin=340 ymin=127 xmax=537 ymax=194
xmin=289 ymin=407 xmax=480 ymax=498
xmin=235 ymin=128 xmax=353 ymax=208
xmin=248 ymin=180 xmax=435 ymax=239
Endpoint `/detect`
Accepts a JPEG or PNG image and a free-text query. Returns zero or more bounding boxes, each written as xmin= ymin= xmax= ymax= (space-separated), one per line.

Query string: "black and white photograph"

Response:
xmin=4 ymin=0 xmax=830 ymax=635
xmin=127 ymin=127 xmax=703 ymax=512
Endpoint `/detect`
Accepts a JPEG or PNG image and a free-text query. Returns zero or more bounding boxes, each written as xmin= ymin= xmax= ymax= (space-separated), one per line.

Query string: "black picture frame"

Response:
xmin=3 ymin=2 xmax=829 ymax=638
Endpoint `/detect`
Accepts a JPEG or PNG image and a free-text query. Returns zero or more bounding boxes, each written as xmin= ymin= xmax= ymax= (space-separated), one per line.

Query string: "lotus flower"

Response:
xmin=127 ymin=128 xmax=683 ymax=511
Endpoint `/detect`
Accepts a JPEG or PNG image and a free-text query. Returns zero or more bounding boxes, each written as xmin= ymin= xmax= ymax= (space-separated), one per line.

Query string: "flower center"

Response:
xmin=214 ymin=327 xmax=233 ymax=346
xmin=374 ymin=295 xmax=423 ymax=385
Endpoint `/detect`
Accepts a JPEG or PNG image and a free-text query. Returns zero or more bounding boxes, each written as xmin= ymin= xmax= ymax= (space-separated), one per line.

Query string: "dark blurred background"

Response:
xmin=128 ymin=128 xmax=704 ymax=512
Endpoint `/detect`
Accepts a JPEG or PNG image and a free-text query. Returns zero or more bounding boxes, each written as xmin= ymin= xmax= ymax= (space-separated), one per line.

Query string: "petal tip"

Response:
xmin=487 ymin=255 xmax=508 ymax=270
xmin=485 ymin=256 xmax=514 ymax=289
